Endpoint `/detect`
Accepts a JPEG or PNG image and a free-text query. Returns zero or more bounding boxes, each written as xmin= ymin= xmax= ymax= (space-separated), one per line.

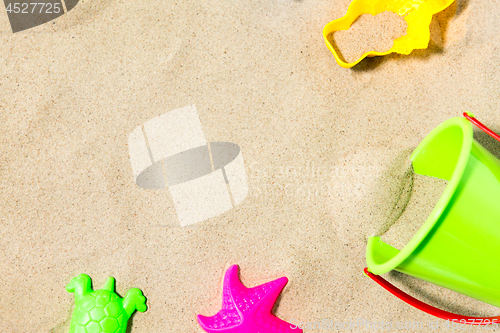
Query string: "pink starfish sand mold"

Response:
xmin=197 ymin=265 xmax=302 ymax=333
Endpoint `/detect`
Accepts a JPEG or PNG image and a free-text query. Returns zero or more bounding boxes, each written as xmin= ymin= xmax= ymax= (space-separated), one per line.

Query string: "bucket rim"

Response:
xmin=366 ymin=117 xmax=473 ymax=275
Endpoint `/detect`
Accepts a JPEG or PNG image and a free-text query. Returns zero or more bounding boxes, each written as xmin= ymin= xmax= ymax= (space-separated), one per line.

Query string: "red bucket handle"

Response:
xmin=364 ymin=268 xmax=500 ymax=325
xmin=463 ymin=112 xmax=500 ymax=142
xmin=363 ymin=112 xmax=500 ymax=326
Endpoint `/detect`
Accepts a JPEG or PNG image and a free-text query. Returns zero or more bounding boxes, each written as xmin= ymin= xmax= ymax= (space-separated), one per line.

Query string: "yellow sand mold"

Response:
xmin=323 ymin=0 xmax=454 ymax=68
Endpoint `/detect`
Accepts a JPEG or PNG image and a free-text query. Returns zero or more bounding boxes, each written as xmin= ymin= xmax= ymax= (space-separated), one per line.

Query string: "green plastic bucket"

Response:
xmin=366 ymin=116 xmax=500 ymax=308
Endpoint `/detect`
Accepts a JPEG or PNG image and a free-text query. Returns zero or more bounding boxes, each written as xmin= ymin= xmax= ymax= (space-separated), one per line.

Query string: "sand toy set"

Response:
xmin=66 ymin=114 xmax=500 ymax=332
xmin=320 ymin=0 xmax=500 ymax=324
xmin=65 ymin=266 xmax=299 ymax=333
xmin=49 ymin=0 xmax=500 ymax=332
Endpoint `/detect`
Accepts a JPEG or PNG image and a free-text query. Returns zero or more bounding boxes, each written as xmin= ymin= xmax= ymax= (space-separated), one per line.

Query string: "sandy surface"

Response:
xmin=330 ymin=11 xmax=407 ymax=63
xmin=378 ymin=169 xmax=449 ymax=251
xmin=1 ymin=0 xmax=500 ymax=332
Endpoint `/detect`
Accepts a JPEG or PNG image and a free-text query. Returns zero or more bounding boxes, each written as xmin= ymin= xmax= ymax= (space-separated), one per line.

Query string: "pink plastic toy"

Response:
xmin=197 ymin=265 xmax=302 ymax=333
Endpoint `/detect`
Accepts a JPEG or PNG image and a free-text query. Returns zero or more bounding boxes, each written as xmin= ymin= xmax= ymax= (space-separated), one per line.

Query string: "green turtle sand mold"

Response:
xmin=66 ymin=274 xmax=147 ymax=333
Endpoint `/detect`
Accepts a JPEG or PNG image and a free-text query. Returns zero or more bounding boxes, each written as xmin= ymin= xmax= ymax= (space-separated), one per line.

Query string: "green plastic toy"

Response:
xmin=66 ymin=274 xmax=147 ymax=333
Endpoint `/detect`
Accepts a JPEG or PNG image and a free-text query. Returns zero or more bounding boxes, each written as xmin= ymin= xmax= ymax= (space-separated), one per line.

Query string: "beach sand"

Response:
xmin=378 ymin=166 xmax=449 ymax=251
xmin=1 ymin=0 xmax=500 ymax=332
xmin=330 ymin=11 xmax=407 ymax=63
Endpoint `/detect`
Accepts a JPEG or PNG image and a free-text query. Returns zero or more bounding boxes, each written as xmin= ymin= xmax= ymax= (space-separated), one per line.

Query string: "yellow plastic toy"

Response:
xmin=323 ymin=0 xmax=454 ymax=68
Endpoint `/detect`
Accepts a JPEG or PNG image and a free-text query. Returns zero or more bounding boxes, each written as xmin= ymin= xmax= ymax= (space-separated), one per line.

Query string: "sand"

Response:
xmin=330 ymin=11 xmax=407 ymax=63
xmin=378 ymin=168 xmax=449 ymax=251
xmin=1 ymin=0 xmax=500 ymax=332
xmin=369 ymin=150 xmax=449 ymax=251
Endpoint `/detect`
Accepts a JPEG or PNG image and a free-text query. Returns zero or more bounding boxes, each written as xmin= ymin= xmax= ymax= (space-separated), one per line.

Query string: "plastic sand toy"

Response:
xmin=364 ymin=113 xmax=500 ymax=325
xmin=66 ymin=274 xmax=147 ymax=333
xmin=323 ymin=0 xmax=454 ymax=68
xmin=197 ymin=265 xmax=302 ymax=333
